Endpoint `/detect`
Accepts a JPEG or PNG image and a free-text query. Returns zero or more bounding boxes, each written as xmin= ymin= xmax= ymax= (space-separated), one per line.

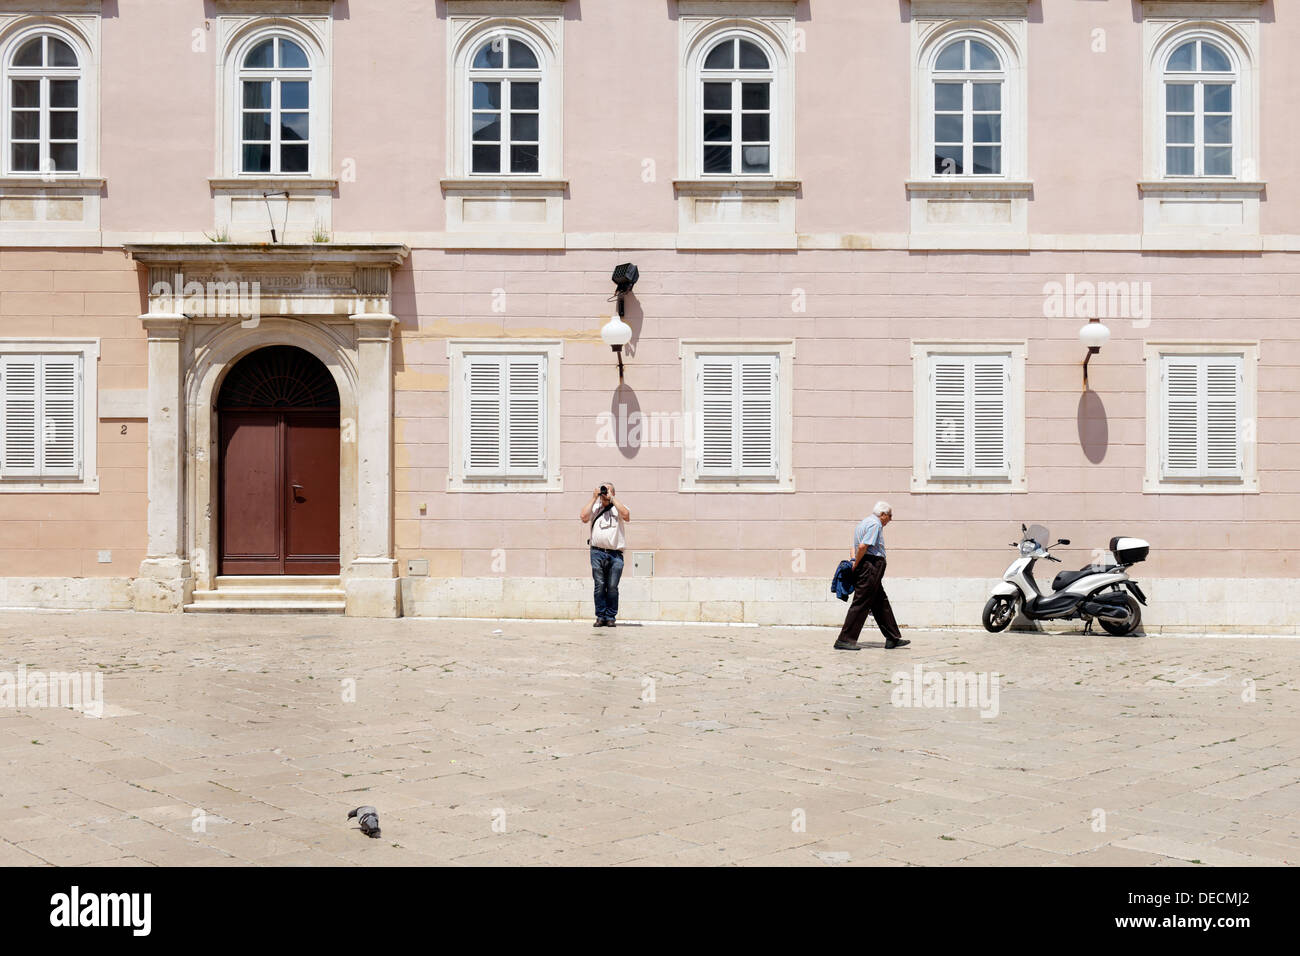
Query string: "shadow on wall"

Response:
xmin=610 ymin=381 xmax=640 ymax=461
xmin=1077 ymin=389 xmax=1108 ymax=464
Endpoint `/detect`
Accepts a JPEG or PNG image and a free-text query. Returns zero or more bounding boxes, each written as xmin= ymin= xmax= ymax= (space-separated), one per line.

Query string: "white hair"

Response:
xmin=872 ymin=501 xmax=893 ymax=517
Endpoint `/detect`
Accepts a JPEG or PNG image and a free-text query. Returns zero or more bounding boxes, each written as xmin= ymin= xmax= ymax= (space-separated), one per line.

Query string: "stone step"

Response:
xmin=184 ymin=601 xmax=346 ymax=614
xmin=214 ymin=575 xmax=341 ymax=590
xmin=185 ymin=575 xmax=346 ymax=613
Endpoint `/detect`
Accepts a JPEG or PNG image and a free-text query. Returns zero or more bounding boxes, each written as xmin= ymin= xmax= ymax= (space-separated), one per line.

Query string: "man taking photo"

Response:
xmin=581 ymin=482 xmax=630 ymax=628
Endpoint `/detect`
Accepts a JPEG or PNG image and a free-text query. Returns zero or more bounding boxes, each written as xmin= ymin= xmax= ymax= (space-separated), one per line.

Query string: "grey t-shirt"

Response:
xmin=853 ymin=515 xmax=886 ymax=560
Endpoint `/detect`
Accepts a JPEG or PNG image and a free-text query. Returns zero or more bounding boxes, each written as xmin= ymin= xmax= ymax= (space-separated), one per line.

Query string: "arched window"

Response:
xmin=1163 ymin=38 xmax=1234 ymax=177
xmin=699 ymin=34 xmax=773 ymax=176
xmin=931 ymin=37 xmax=1003 ymax=176
xmin=6 ymin=32 xmax=79 ymax=174
xmin=238 ymin=35 xmax=311 ymax=174
xmin=468 ymin=34 xmax=542 ymax=175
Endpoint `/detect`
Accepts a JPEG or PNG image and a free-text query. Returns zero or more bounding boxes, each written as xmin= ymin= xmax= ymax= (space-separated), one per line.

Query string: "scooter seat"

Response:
xmin=1051 ymin=566 xmax=1119 ymax=591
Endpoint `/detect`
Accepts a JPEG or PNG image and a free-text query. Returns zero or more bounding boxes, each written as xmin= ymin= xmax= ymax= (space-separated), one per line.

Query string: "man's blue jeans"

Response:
xmin=590 ymin=548 xmax=624 ymax=621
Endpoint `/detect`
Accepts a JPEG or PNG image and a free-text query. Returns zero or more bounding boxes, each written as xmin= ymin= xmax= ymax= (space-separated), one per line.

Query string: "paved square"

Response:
xmin=0 ymin=611 xmax=1296 ymax=866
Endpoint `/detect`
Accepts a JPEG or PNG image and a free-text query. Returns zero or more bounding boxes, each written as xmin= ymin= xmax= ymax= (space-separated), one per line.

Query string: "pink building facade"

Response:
xmin=0 ymin=0 xmax=1296 ymax=630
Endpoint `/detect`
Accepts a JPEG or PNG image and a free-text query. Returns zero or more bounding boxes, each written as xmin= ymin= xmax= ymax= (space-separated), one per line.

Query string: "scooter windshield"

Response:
xmin=1024 ymin=524 xmax=1051 ymax=551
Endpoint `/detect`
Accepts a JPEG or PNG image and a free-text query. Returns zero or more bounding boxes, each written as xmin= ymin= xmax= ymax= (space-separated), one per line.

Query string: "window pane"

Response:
xmin=934 ymin=146 xmax=962 ymax=175
xmin=243 ymin=81 xmax=272 ymax=109
xmin=935 ymin=40 xmax=964 ymax=71
xmin=510 ymin=82 xmax=539 ymax=110
xmin=1166 ymin=145 xmax=1194 ymax=175
xmin=473 ymin=81 xmax=500 ymax=110
xmin=49 ymin=38 xmax=77 ymax=67
xmin=741 ymin=82 xmax=769 ymax=110
xmin=972 ymin=145 xmax=1001 ymax=175
xmin=510 ymin=144 xmax=539 ymax=173
xmin=11 ymin=110 xmax=37 ymax=140
xmin=704 ymin=40 xmax=734 ymax=70
xmin=740 ymin=145 xmax=770 ymax=173
xmin=1165 ymin=83 xmax=1193 ymax=112
xmin=1204 ymin=146 xmax=1232 ymax=176
xmin=1167 ymin=41 xmax=1195 ymax=71
xmin=281 ymin=113 xmax=309 ymax=143
xmin=972 ymin=82 xmax=1000 ymax=111
xmin=244 ymin=39 xmax=274 ymax=69
xmin=49 ymin=111 xmax=77 ymax=140
xmin=1203 ymin=113 xmax=1231 ymax=145
xmin=1200 ymin=42 xmax=1231 ymax=72
xmin=934 ymin=114 xmax=963 ymax=143
xmin=50 ymin=80 xmax=77 ymax=109
xmin=972 ymin=113 xmax=1000 ymax=144
xmin=1204 ymin=83 xmax=1232 ymax=114
xmin=15 ymin=37 xmax=43 ymax=66
xmin=50 ymin=142 xmax=76 ymax=171
xmin=473 ymin=39 xmax=504 ymax=69
xmin=934 ymin=82 xmax=962 ymax=111
xmin=703 ymin=113 xmax=732 ymax=142
xmin=11 ymin=79 xmax=39 ymax=109
xmin=11 ymin=141 xmax=37 ymax=171
xmin=1165 ymin=114 xmax=1194 ymax=144
xmin=738 ymin=40 xmax=769 ymax=70
xmin=242 ymin=111 xmax=271 ymax=141
xmin=703 ymin=144 xmax=731 ymax=173
xmin=508 ymin=40 xmax=538 ymax=70
xmin=280 ymin=144 xmax=309 ymax=173
xmin=969 ymin=40 xmax=999 ymax=71
xmin=281 ymin=82 xmax=309 ymax=110
xmin=472 ymin=114 xmax=500 ymax=142
xmin=511 ymin=112 xmax=539 ymax=141
xmin=741 ymin=113 xmax=769 ymax=142
xmin=703 ymin=82 xmax=731 ymax=110
xmin=279 ymin=39 xmax=308 ymax=69
xmin=242 ymin=143 xmax=271 ymax=172
xmin=472 ymin=144 xmax=500 ymax=173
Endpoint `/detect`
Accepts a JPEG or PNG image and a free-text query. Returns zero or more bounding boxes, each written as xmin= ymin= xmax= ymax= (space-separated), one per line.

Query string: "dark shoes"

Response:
xmin=605 ymin=619 xmax=617 ymax=628
xmin=885 ymin=638 xmax=911 ymax=649
xmin=593 ymin=619 xmax=617 ymax=628
xmin=833 ymin=641 xmax=864 ymax=651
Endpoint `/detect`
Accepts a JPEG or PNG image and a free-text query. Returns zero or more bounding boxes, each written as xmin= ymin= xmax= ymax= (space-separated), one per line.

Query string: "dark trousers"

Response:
xmin=590 ymin=548 xmax=624 ymax=620
xmin=835 ymin=556 xmax=902 ymax=646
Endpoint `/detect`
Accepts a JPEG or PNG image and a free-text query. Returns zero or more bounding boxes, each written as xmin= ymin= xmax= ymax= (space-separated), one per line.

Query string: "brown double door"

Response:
xmin=219 ymin=410 xmax=340 ymax=575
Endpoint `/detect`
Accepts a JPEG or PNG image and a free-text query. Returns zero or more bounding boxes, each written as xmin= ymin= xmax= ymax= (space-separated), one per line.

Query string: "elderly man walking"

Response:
xmin=833 ymin=501 xmax=910 ymax=651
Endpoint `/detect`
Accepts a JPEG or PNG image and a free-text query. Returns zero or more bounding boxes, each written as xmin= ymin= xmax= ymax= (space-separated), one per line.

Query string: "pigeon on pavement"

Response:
xmin=347 ymin=805 xmax=381 ymax=838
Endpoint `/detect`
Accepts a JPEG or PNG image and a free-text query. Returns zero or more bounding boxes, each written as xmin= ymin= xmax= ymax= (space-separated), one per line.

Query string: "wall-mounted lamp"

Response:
xmin=1079 ymin=317 xmax=1111 ymax=391
xmin=601 ymin=262 xmax=638 ymax=380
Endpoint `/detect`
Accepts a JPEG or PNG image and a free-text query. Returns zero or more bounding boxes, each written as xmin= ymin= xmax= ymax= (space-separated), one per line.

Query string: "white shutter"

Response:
xmin=737 ymin=356 xmax=777 ymax=477
xmin=929 ymin=354 xmax=1008 ymax=478
xmin=505 ymin=355 xmax=545 ymax=477
xmin=1162 ymin=355 xmax=1242 ymax=479
xmin=39 ymin=355 xmax=81 ymax=477
xmin=464 ymin=356 xmax=503 ymax=476
xmin=1 ymin=355 xmax=40 ymax=477
xmin=698 ymin=357 xmax=737 ymax=476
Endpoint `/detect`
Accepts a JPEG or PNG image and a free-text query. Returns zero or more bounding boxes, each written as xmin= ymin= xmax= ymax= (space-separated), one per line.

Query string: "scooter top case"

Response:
xmin=1110 ymin=537 xmax=1150 ymax=566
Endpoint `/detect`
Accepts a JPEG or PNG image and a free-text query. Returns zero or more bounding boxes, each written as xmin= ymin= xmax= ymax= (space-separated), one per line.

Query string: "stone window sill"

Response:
xmin=674 ymin=179 xmax=800 ymax=195
xmin=1138 ymin=180 xmax=1265 ymax=194
xmin=906 ymin=179 xmax=1033 ymax=196
xmin=441 ymin=178 xmax=568 ymax=192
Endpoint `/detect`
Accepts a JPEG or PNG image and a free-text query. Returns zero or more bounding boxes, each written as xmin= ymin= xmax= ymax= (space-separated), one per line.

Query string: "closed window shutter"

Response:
xmin=505 ymin=355 xmax=545 ymax=477
xmin=738 ymin=356 xmax=777 ymax=477
xmin=699 ymin=357 xmax=737 ymax=475
xmin=929 ymin=355 xmax=1009 ymax=478
xmin=1162 ymin=355 xmax=1242 ymax=479
xmin=464 ymin=356 xmax=503 ymax=475
xmin=1 ymin=355 xmax=40 ymax=477
xmin=39 ymin=355 xmax=81 ymax=477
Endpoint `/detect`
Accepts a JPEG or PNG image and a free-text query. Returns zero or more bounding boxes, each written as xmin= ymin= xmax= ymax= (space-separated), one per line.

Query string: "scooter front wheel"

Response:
xmin=982 ymin=595 xmax=1017 ymax=632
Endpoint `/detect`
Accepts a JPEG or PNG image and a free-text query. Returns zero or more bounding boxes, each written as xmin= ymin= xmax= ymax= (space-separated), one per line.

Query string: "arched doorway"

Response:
xmin=217 ymin=345 xmax=341 ymax=575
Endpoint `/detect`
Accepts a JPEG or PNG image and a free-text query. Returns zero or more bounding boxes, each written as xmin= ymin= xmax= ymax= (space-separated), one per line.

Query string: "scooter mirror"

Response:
xmin=1058 ymin=539 xmax=1070 ymax=545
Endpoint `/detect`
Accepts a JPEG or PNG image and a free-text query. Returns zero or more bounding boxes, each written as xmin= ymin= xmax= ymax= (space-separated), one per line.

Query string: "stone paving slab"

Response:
xmin=0 ymin=611 xmax=1296 ymax=866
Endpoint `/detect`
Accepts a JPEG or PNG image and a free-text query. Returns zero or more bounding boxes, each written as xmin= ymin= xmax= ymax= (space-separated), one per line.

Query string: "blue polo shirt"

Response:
xmin=853 ymin=515 xmax=886 ymax=560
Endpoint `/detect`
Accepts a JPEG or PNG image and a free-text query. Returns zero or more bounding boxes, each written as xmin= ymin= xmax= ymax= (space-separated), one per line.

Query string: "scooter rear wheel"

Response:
xmin=1098 ymin=593 xmax=1142 ymax=636
xmin=982 ymin=595 xmax=1016 ymax=632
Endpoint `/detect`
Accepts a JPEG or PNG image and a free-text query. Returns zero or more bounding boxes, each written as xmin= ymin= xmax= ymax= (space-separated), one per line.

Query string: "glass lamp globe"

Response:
xmin=1078 ymin=321 xmax=1111 ymax=349
xmin=601 ymin=313 xmax=633 ymax=348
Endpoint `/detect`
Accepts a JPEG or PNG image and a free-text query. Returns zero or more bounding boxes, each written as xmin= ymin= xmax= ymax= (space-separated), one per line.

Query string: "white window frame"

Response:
xmin=448 ymin=18 xmax=562 ymax=181
xmin=0 ymin=338 xmax=98 ymax=493
xmin=1143 ymin=341 xmax=1259 ymax=494
xmin=679 ymin=340 xmax=794 ymax=493
xmin=679 ymin=18 xmax=794 ymax=182
xmin=911 ymin=340 xmax=1026 ymax=493
xmin=447 ymin=340 xmax=562 ymax=492
xmin=216 ymin=18 xmax=331 ymax=180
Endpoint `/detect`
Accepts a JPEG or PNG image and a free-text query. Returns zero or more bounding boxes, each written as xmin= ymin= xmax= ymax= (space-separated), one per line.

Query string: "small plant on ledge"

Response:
xmin=203 ymin=224 xmax=231 ymax=243
xmin=311 ymin=220 xmax=332 ymax=243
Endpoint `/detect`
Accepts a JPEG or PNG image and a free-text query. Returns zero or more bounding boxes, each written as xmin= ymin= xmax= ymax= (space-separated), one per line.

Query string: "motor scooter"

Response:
xmin=982 ymin=524 xmax=1148 ymax=636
